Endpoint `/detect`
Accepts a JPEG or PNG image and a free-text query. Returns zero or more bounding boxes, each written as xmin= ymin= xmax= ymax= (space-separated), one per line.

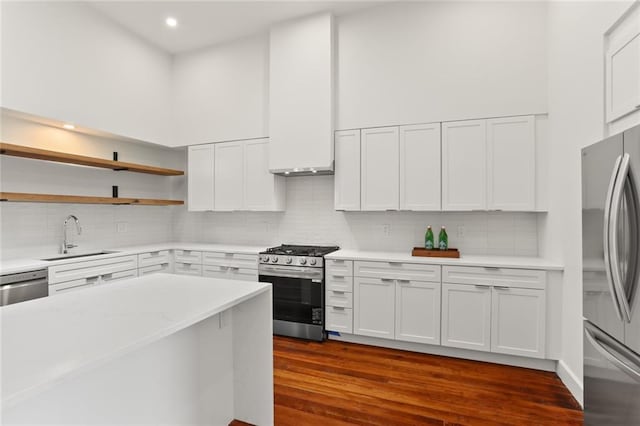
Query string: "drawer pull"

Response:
xmin=87 ymin=276 xmax=99 ymax=283
xmin=484 ymin=266 xmax=501 ymax=270
xmin=150 ymin=251 xmax=160 ymax=256
xmin=332 ymin=306 xmax=346 ymax=311
xmin=388 ymin=261 xmax=403 ymax=266
xmin=475 ymin=284 xmax=491 ymax=289
xmin=381 ymin=278 xmax=395 ymax=282
xmin=397 ymin=279 xmax=410 ymax=283
xmin=332 ymin=290 xmax=346 ymax=294
xmin=102 ymin=273 xmax=113 ymax=280
xmin=229 ymin=267 xmax=240 ymax=271
xmin=494 ymin=285 xmax=510 ymax=290
xmin=332 ymin=275 xmax=345 ymax=278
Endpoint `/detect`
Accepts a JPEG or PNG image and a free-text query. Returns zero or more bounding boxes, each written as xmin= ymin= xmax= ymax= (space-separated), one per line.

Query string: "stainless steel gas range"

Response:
xmin=258 ymin=244 xmax=339 ymax=341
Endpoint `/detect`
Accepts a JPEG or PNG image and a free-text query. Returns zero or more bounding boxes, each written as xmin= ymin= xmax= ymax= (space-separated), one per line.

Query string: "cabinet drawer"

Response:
xmin=326 ymin=307 xmax=353 ymax=334
xmin=202 ymin=252 xmax=258 ymax=269
xmin=139 ymin=262 xmax=172 ymax=276
xmin=49 ymin=255 xmax=138 ymax=284
xmin=50 ymin=277 xmax=99 ymax=295
xmin=354 ymin=261 xmax=441 ymax=282
xmin=326 ymin=259 xmax=353 ymax=277
xmin=101 ymin=269 xmax=137 ymax=284
xmin=202 ymin=265 xmax=258 ymax=281
xmin=326 ymin=290 xmax=353 ymax=308
xmin=173 ymin=262 xmax=202 ymax=276
xmin=174 ymin=250 xmax=202 ymax=264
xmin=326 ymin=275 xmax=353 ymax=292
xmin=138 ymin=250 xmax=172 ymax=268
xmin=442 ymin=266 xmax=546 ymax=289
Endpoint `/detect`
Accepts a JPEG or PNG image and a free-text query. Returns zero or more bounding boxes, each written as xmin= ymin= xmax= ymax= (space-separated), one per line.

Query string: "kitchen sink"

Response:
xmin=41 ymin=250 xmax=120 ymax=261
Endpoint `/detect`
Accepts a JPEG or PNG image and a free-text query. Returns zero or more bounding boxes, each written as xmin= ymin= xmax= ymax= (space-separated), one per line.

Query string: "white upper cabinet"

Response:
xmin=269 ymin=13 xmax=335 ymax=174
xmin=399 ymin=123 xmax=441 ymax=211
xmin=187 ymin=139 xmax=284 ymax=212
xmin=605 ymin=3 xmax=640 ymax=124
xmin=487 ymin=116 xmax=535 ymax=211
xmin=334 ymin=130 xmax=361 ymax=211
xmin=244 ymin=139 xmax=285 ymax=211
xmin=361 ymin=126 xmax=400 ymax=211
xmin=188 ymin=145 xmax=215 ymax=212
xmin=442 ymin=120 xmax=487 ymax=210
xmin=214 ymin=141 xmax=245 ymax=211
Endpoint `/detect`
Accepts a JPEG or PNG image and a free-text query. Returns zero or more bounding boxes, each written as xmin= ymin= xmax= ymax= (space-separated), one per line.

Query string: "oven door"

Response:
xmin=259 ymin=264 xmax=324 ymax=330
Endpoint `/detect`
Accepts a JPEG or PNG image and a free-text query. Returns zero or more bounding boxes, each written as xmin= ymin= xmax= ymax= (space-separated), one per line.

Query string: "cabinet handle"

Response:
xmin=484 ymin=267 xmax=501 ymax=270
xmin=102 ymin=273 xmax=113 ymax=280
xmin=87 ymin=276 xmax=99 ymax=283
xmin=388 ymin=261 xmax=403 ymax=266
xmin=150 ymin=251 xmax=160 ymax=256
xmin=474 ymin=284 xmax=491 ymax=289
xmin=397 ymin=279 xmax=410 ymax=283
xmin=332 ymin=306 xmax=346 ymax=311
xmin=381 ymin=278 xmax=395 ymax=282
xmin=332 ymin=290 xmax=346 ymax=294
xmin=332 ymin=275 xmax=345 ymax=278
xmin=494 ymin=285 xmax=510 ymax=290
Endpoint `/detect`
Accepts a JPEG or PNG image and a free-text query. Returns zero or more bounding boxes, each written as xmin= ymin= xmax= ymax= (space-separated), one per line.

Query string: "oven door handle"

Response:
xmin=259 ymin=266 xmax=323 ymax=280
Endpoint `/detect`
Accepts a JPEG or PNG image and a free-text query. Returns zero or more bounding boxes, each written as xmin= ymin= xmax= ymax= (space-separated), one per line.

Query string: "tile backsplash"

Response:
xmin=173 ymin=176 xmax=539 ymax=256
xmin=1 ymin=176 xmax=538 ymax=260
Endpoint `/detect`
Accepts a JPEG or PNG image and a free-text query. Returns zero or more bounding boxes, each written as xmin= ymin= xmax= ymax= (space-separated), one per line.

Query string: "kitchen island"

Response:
xmin=1 ymin=273 xmax=273 ymax=425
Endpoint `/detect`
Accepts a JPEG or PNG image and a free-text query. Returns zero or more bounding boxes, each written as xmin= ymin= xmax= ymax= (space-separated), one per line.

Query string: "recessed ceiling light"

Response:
xmin=284 ymin=171 xmax=290 ymax=175
xmin=63 ymin=123 xmax=75 ymax=130
xmin=165 ymin=17 xmax=178 ymax=28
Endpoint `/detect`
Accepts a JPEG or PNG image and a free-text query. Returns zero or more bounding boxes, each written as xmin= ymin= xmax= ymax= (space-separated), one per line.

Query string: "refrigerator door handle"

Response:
xmin=604 ymin=154 xmax=625 ymax=322
xmin=585 ymin=321 xmax=640 ymax=383
xmin=610 ymin=153 xmax=637 ymax=323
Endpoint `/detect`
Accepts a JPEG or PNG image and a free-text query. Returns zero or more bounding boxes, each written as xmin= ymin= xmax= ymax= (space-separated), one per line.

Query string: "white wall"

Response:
xmin=173 ymin=175 xmax=539 ymax=255
xmin=336 ymin=2 xmax=548 ymax=129
xmin=172 ymin=34 xmax=269 ymax=146
xmin=0 ymin=115 xmax=184 ymax=259
xmin=545 ymin=0 xmax=634 ymax=404
xmin=0 ymin=2 xmax=173 ymax=146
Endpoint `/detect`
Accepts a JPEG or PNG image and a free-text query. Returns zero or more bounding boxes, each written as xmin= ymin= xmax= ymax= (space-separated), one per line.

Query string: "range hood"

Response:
xmin=268 ymin=13 xmax=335 ymax=176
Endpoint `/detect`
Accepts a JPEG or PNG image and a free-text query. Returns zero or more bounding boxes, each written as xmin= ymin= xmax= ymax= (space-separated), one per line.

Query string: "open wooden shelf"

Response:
xmin=0 ymin=192 xmax=184 ymax=206
xmin=0 ymin=142 xmax=184 ymax=176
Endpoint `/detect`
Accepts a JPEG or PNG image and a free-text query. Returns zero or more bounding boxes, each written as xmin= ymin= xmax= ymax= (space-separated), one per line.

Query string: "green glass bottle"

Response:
xmin=425 ymin=226 xmax=434 ymax=249
xmin=438 ymin=226 xmax=448 ymax=250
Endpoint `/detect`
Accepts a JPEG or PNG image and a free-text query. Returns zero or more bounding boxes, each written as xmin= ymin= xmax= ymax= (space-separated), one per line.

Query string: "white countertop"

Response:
xmin=0 ymin=242 xmax=268 ymax=275
xmin=0 ymin=273 xmax=271 ymax=408
xmin=325 ymin=249 xmax=563 ymax=271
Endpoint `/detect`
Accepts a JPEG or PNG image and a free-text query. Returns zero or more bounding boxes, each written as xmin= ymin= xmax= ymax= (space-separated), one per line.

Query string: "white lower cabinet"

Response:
xmin=353 ymin=277 xmax=396 ymax=339
xmin=442 ymin=266 xmax=546 ymax=359
xmin=441 ymin=283 xmax=492 ymax=351
xmin=326 ymin=306 xmax=353 ymax=334
xmin=395 ymin=280 xmax=441 ymax=345
xmin=491 ymin=287 xmax=546 ymax=358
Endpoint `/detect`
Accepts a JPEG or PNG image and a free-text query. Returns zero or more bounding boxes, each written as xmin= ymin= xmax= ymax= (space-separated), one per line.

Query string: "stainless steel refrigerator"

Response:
xmin=582 ymin=124 xmax=640 ymax=424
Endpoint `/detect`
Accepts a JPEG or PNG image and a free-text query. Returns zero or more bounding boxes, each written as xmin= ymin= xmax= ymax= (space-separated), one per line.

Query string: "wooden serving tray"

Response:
xmin=411 ymin=247 xmax=460 ymax=258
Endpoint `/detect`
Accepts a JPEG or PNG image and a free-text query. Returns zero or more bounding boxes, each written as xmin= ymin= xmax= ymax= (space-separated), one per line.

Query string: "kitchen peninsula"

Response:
xmin=1 ymin=274 xmax=273 ymax=425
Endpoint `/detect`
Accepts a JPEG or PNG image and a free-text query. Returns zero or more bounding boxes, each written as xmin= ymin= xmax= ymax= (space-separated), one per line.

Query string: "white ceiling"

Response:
xmin=89 ymin=1 xmax=383 ymax=54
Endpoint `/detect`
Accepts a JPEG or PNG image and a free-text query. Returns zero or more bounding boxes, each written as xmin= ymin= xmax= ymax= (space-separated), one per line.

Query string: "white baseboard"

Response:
xmin=556 ymin=359 xmax=583 ymax=407
xmin=329 ymin=333 xmax=556 ymax=371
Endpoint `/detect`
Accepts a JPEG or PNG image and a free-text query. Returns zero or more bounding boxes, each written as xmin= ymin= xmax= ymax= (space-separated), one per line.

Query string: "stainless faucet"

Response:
xmin=62 ymin=215 xmax=82 ymax=254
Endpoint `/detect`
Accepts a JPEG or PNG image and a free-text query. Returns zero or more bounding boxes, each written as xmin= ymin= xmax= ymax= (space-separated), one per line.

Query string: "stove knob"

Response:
xmin=309 ymin=258 xmax=317 ymax=266
xmin=299 ymin=258 xmax=307 ymax=265
xmin=261 ymin=255 xmax=269 ymax=262
xmin=271 ymin=256 xmax=278 ymax=263
xmin=285 ymin=257 xmax=293 ymax=264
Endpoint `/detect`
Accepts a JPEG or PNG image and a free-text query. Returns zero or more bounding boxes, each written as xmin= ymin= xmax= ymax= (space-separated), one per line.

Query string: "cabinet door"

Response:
xmin=487 ymin=116 xmax=535 ymax=211
xmin=442 ymin=283 xmax=491 ymax=351
xmin=244 ymin=138 xmax=285 ymax=211
xmin=187 ymin=144 xmax=215 ymax=212
xmin=399 ymin=123 xmax=441 ymax=211
xmin=353 ymin=277 xmax=395 ymax=339
xmin=395 ymin=280 xmax=441 ymax=345
xmin=214 ymin=141 xmax=244 ymax=211
xmin=139 ymin=262 xmax=172 ymax=276
xmin=334 ymin=130 xmax=361 ymax=211
xmin=361 ymin=127 xmax=399 ymax=211
xmin=442 ymin=120 xmax=486 ymax=210
xmin=491 ymin=287 xmax=546 ymax=358
xmin=606 ymin=4 xmax=640 ymax=123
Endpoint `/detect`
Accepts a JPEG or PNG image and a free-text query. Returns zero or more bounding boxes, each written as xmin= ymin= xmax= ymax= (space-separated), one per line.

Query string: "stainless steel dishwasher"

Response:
xmin=0 ymin=269 xmax=48 ymax=306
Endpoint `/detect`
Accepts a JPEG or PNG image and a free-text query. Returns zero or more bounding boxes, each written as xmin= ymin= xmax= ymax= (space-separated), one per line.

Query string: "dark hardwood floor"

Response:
xmin=273 ymin=336 xmax=583 ymax=425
